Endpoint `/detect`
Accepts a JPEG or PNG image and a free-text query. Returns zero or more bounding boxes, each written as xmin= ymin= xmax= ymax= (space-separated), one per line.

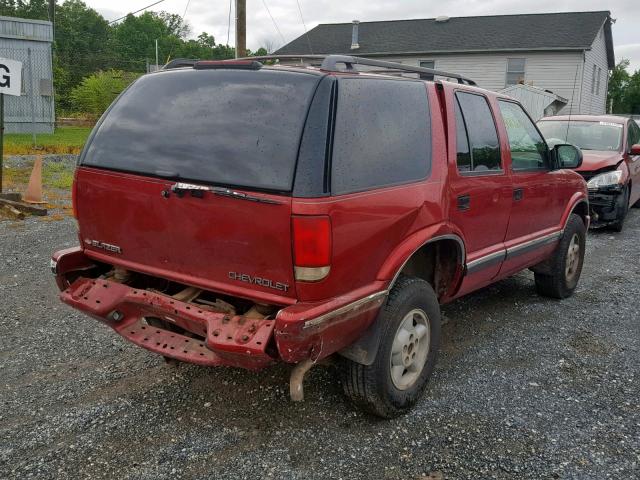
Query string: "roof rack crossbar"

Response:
xmin=208 ymin=54 xmax=477 ymax=85
xmin=321 ymin=55 xmax=476 ymax=85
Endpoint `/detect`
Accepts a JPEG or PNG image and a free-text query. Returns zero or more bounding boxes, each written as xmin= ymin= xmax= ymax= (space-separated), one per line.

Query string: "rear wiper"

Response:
xmin=168 ymin=182 xmax=281 ymax=204
xmin=211 ymin=186 xmax=281 ymax=204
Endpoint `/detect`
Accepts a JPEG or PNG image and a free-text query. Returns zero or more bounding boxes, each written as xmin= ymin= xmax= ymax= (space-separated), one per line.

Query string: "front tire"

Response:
xmin=340 ymin=276 xmax=441 ymax=418
xmin=610 ymin=185 xmax=630 ymax=232
xmin=534 ymin=214 xmax=586 ymax=299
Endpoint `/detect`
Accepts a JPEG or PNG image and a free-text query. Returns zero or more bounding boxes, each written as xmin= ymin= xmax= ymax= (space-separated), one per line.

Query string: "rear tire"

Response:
xmin=610 ymin=185 xmax=630 ymax=232
xmin=534 ymin=214 xmax=586 ymax=299
xmin=340 ymin=275 xmax=441 ymax=418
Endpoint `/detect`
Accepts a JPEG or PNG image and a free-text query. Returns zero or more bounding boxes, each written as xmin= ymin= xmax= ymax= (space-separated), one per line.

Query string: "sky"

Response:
xmin=88 ymin=0 xmax=640 ymax=72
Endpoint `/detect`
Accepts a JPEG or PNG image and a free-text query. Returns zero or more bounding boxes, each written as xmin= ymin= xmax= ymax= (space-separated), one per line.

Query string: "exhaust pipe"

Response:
xmin=289 ymin=359 xmax=315 ymax=401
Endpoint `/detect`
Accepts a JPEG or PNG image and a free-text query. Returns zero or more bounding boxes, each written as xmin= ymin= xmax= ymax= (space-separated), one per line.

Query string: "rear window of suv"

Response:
xmin=331 ymin=78 xmax=431 ymax=195
xmin=80 ymin=68 xmax=321 ymax=192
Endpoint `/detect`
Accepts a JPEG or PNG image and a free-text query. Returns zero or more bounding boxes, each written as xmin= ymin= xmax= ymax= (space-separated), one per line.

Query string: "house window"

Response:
xmin=591 ymin=64 xmax=597 ymax=94
xmin=596 ymin=67 xmax=602 ymax=95
xmin=506 ymin=58 xmax=525 ymax=86
xmin=419 ymin=60 xmax=435 ymax=80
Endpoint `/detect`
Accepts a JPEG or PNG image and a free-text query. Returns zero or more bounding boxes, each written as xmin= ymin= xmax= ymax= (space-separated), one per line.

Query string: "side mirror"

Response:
xmin=630 ymin=144 xmax=640 ymax=156
xmin=552 ymin=144 xmax=583 ymax=169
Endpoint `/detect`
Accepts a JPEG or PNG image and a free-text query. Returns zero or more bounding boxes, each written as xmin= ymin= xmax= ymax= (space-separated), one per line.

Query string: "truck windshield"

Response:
xmin=537 ymin=120 xmax=623 ymax=152
xmin=80 ymin=68 xmax=321 ymax=192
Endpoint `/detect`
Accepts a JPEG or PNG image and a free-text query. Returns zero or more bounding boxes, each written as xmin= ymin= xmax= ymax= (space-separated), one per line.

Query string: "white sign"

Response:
xmin=0 ymin=57 xmax=22 ymax=96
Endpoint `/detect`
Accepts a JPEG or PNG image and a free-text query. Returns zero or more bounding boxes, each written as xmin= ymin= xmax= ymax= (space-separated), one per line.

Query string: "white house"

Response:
xmin=276 ymin=11 xmax=615 ymax=115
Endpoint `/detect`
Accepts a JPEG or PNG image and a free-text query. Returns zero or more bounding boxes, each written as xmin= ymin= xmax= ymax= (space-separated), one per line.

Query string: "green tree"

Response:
xmin=55 ymin=0 xmax=111 ymax=111
xmin=0 ymin=0 xmax=47 ymax=19
xmin=109 ymin=12 xmax=182 ymax=67
xmin=625 ymin=71 xmax=640 ymax=114
xmin=608 ymin=59 xmax=631 ymax=113
xmin=70 ymin=69 xmax=139 ymax=115
xmin=251 ymin=47 xmax=268 ymax=57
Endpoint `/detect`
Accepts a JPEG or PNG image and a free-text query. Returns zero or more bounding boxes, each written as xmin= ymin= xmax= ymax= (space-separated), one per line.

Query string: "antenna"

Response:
xmin=564 ymin=63 xmax=580 ymax=143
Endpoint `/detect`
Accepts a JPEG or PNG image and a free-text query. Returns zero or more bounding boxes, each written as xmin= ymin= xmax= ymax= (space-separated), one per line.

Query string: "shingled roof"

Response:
xmin=276 ymin=11 xmax=615 ymax=68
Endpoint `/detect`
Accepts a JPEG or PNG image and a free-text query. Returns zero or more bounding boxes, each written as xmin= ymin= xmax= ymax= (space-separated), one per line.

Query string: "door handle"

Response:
xmin=457 ymin=194 xmax=470 ymax=211
xmin=513 ymin=188 xmax=524 ymax=201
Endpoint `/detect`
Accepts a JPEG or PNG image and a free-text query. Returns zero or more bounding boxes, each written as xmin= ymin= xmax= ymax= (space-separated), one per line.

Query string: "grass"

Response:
xmin=3 ymin=126 xmax=92 ymax=155
xmin=2 ymin=162 xmax=74 ymax=191
xmin=1 ymin=163 xmax=74 ymax=221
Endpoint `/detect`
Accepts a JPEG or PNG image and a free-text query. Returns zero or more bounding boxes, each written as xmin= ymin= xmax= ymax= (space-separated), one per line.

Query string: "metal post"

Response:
xmin=48 ymin=0 xmax=55 ymax=38
xmin=27 ymin=48 xmax=37 ymax=146
xmin=0 ymin=93 xmax=3 ymax=194
xmin=235 ymin=0 xmax=246 ymax=58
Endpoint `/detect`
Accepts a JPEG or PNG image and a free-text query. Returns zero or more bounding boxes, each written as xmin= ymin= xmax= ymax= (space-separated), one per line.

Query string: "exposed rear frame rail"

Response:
xmin=163 ymin=54 xmax=476 ymax=85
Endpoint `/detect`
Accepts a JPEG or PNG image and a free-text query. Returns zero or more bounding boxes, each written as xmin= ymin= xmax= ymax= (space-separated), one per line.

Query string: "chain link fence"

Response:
xmin=0 ymin=45 xmax=54 ymax=134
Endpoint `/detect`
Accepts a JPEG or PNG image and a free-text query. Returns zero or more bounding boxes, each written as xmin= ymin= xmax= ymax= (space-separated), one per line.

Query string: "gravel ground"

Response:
xmin=1 ymin=206 xmax=639 ymax=479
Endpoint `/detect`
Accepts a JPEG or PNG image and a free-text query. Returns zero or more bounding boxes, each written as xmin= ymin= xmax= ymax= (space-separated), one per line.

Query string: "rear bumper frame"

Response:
xmin=53 ymin=247 xmax=386 ymax=367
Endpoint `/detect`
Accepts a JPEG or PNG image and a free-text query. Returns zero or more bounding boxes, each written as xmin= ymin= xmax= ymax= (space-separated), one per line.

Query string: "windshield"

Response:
xmin=81 ymin=68 xmax=321 ymax=191
xmin=537 ymin=120 xmax=623 ymax=151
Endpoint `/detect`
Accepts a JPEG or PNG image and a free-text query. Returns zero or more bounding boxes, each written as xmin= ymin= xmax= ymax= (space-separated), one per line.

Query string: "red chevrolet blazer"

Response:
xmin=52 ymin=56 xmax=589 ymax=417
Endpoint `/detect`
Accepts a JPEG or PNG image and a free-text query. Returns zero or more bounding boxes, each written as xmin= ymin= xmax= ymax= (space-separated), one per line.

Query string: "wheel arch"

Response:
xmin=340 ymin=230 xmax=466 ymax=366
xmin=387 ymin=235 xmax=466 ymax=301
xmin=564 ymin=195 xmax=590 ymax=229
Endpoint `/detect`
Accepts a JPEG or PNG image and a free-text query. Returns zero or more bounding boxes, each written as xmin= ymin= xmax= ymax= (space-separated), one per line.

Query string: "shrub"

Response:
xmin=70 ymin=70 xmax=140 ymax=116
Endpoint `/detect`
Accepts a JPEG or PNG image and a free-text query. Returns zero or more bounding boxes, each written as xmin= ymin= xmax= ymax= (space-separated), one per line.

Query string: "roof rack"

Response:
xmin=163 ymin=58 xmax=199 ymax=70
xmin=236 ymin=54 xmax=476 ymax=85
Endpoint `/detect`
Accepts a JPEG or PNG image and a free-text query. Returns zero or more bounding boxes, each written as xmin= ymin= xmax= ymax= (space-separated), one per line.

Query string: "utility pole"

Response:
xmin=155 ymin=39 xmax=159 ymax=70
xmin=235 ymin=0 xmax=246 ymax=58
xmin=48 ymin=0 xmax=55 ymax=38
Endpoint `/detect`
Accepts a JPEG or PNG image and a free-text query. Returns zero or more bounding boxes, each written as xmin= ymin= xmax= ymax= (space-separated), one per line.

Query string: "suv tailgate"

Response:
xmin=76 ymin=167 xmax=297 ymax=303
xmin=72 ymin=67 xmax=325 ymax=304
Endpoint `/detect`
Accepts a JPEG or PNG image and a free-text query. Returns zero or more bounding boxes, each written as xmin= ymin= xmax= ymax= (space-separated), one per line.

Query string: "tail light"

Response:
xmin=292 ymin=215 xmax=331 ymax=282
xmin=71 ymin=171 xmax=78 ymax=219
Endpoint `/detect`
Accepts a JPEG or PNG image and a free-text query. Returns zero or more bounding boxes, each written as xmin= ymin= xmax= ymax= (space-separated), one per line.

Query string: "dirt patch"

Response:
xmin=568 ymin=330 xmax=615 ymax=356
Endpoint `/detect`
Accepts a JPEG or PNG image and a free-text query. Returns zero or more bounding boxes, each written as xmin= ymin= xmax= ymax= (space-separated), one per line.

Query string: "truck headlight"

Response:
xmin=587 ymin=170 xmax=623 ymax=190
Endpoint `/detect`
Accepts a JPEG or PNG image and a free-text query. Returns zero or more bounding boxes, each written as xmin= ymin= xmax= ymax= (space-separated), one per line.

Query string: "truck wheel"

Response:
xmin=610 ymin=185 xmax=630 ymax=232
xmin=340 ymin=275 xmax=441 ymax=418
xmin=534 ymin=214 xmax=586 ymax=299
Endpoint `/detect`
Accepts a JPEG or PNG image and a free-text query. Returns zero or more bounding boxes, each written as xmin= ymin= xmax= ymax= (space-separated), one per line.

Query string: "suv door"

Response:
xmin=446 ymin=88 xmax=512 ymax=295
xmin=495 ymin=100 xmax=565 ymax=275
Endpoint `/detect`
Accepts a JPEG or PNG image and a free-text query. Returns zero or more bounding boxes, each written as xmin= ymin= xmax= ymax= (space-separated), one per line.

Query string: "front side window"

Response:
xmin=331 ymin=78 xmax=431 ymax=195
xmin=454 ymin=92 xmax=501 ymax=173
xmin=498 ymin=100 xmax=548 ymax=170
xmin=419 ymin=60 xmax=435 ymax=81
xmin=506 ymin=58 xmax=526 ymax=86
xmin=596 ymin=67 xmax=602 ymax=95
xmin=591 ymin=65 xmax=597 ymax=94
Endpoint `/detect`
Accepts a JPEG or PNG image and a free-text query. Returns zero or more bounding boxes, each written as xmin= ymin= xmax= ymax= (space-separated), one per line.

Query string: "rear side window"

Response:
xmin=80 ymin=69 xmax=321 ymax=192
xmin=331 ymin=78 xmax=431 ymax=195
xmin=455 ymin=92 xmax=501 ymax=173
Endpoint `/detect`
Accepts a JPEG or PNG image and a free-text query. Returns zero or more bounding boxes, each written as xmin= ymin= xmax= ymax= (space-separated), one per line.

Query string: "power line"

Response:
xmin=226 ymin=0 xmax=232 ymax=45
xmin=108 ymin=0 xmax=166 ymax=25
xmin=295 ymin=0 xmax=312 ymax=54
xmin=261 ymin=0 xmax=286 ymax=45
xmin=180 ymin=0 xmax=192 ymax=21
xmin=165 ymin=0 xmax=192 ymax=64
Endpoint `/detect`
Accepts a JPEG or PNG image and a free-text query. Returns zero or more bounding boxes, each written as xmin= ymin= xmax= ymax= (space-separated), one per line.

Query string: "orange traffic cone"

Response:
xmin=23 ymin=155 xmax=47 ymax=204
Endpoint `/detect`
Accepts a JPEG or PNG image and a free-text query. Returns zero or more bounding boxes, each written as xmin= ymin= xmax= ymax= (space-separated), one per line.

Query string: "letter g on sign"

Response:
xmin=0 ymin=64 xmax=10 ymax=88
